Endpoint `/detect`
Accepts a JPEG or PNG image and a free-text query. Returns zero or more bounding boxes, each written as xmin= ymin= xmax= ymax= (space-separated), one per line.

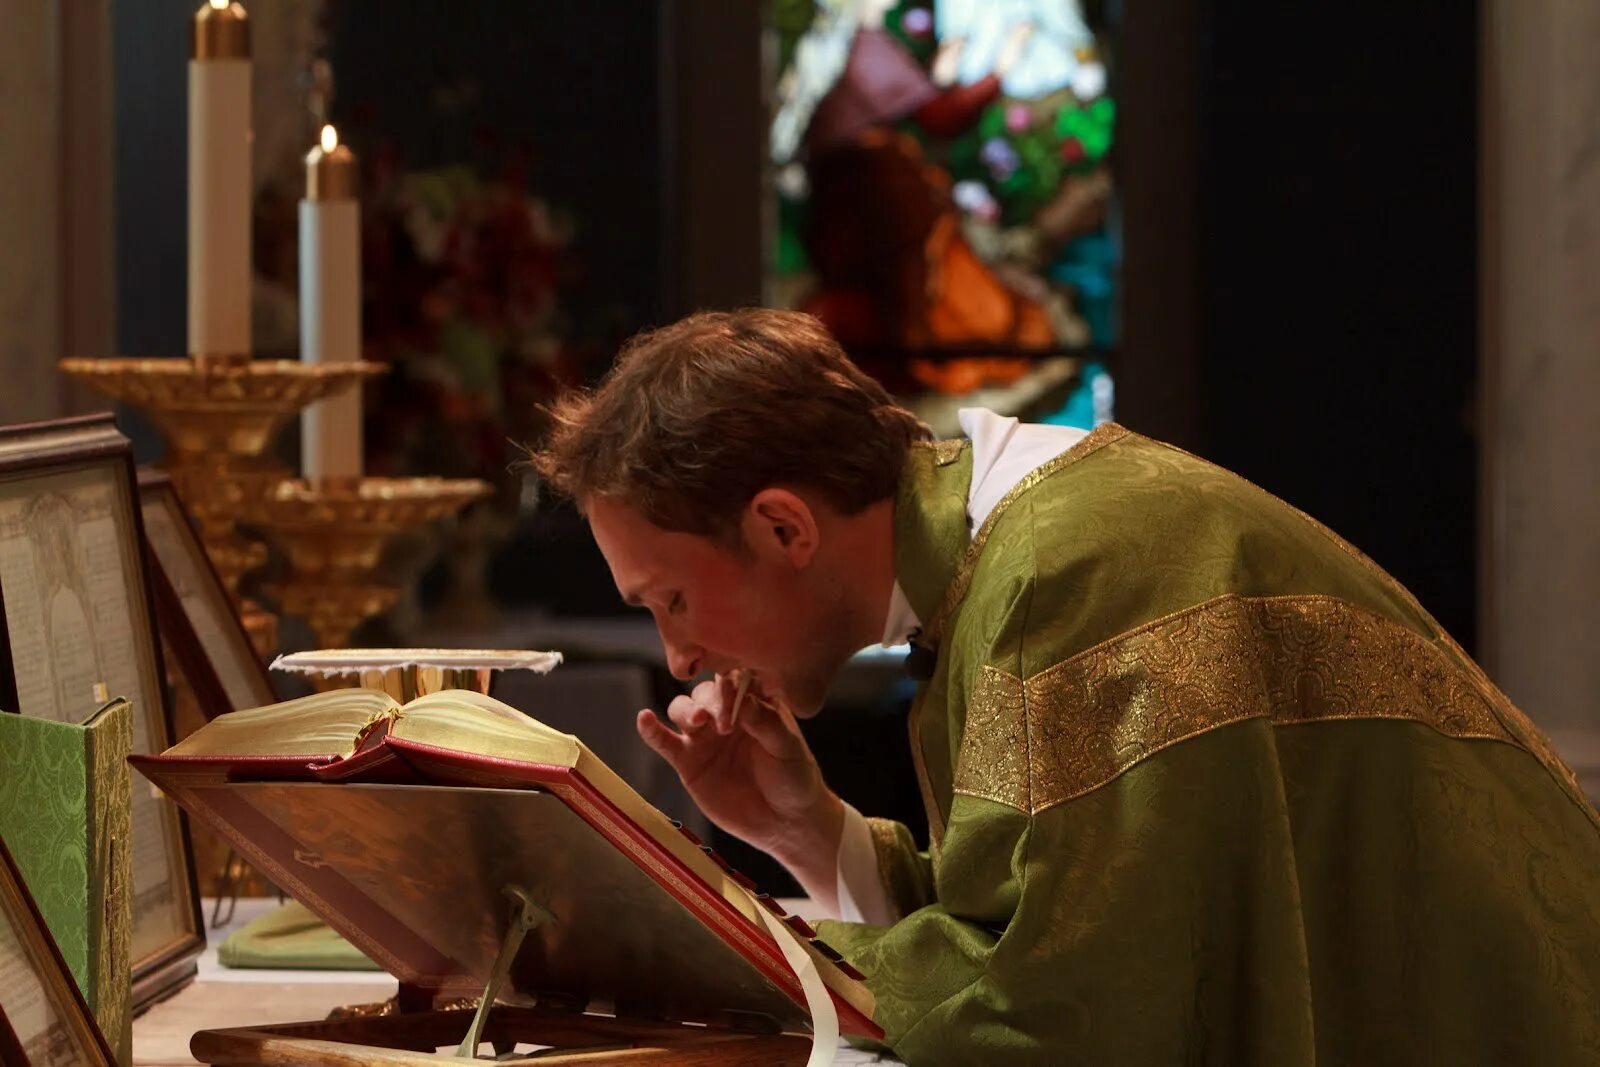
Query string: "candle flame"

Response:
xmin=320 ymin=124 xmax=339 ymax=152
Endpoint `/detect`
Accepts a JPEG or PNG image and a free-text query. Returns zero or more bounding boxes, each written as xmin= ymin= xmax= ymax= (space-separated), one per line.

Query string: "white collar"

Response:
xmin=878 ymin=409 xmax=1088 ymax=650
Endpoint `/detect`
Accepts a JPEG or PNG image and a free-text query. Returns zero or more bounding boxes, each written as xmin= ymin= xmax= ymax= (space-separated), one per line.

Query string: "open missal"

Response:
xmin=130 ymin=687 xmax=880 ymax=1062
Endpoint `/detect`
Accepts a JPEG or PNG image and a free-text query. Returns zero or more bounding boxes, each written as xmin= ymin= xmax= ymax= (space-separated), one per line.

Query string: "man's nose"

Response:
xmin=663 ymin=638 xmax=702 ymax=681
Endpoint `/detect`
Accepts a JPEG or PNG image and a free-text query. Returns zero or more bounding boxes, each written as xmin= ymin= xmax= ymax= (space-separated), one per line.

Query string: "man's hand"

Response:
xmin=636 ymin=672 xmax=845 ymax=909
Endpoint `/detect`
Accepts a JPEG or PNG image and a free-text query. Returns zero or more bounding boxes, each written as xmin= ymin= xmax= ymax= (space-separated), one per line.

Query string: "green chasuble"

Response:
xmin=816 ymin=424 xmax=1600 ymax=1066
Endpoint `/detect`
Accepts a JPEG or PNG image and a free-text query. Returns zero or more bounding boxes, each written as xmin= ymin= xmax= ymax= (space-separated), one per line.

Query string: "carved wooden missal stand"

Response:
xmin=134 ymin=657 xmax=877 ymax=1065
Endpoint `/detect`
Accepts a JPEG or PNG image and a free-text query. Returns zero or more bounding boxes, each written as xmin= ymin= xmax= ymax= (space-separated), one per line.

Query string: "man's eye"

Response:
xmin=668 ymin=593 xmax=686 ymax=615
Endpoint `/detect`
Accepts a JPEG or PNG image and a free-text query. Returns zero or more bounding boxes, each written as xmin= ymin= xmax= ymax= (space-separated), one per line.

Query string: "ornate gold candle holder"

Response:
xmin=58 ymin=354 xmax=385 ymax=654
xmin=251 ymin=477 xmax=491 ymax=651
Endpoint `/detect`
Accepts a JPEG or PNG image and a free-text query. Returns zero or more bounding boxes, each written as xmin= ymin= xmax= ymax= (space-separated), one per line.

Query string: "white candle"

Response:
xmin=187 ymin=0 xmax=251 ymax=358
xmin=299 ymin=124 xmax=363 ymax=481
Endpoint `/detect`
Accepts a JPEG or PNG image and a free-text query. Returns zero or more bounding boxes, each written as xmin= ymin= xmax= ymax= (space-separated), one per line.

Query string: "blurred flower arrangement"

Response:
xmin=347 ymin=147 xmax=593 ymax=629
xmin=359 ymin=149 xmax=583 ymax=486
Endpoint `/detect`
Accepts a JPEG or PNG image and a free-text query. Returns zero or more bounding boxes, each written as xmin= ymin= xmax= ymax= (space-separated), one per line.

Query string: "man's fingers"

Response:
xmin=738 ymin=695 xmax=804 ymax=758
xmin=637 ymin=709 xmax=689 ymax=765
xmin=666 ymin=692 xmax=712 ymax=733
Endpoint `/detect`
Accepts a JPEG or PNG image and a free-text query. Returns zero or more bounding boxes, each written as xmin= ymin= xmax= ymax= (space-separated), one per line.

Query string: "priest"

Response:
xmin=529 ymin=308 xmax=1600 ymax=1064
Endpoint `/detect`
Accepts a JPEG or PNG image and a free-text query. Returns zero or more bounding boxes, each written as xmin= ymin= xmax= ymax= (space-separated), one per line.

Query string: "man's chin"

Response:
xmin=771 ymin=675 xmax=832 ymax=719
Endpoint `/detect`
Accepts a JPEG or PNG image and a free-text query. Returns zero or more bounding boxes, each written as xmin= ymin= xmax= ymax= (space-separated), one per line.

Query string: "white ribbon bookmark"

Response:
xmin=754 ymin=904 xmax=838 ymax=1067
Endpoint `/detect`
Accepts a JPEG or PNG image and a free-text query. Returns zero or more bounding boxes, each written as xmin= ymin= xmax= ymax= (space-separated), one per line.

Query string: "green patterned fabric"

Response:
xmin=218 ymin=900 xmax=380 ymax=971
xmin=817 ymin=427 xmax=1600 ymax=1065
xmin=0 ymin=700 xmax=133 ymax=1066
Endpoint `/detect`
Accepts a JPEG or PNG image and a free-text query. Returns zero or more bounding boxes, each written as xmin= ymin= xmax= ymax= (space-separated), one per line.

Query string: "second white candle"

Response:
xmin=300 ymin=125 xmax=362 ymax=481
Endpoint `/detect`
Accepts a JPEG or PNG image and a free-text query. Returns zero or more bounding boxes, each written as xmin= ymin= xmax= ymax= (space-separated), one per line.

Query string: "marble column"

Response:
xmin=1481 ymin=0 xmax=1600 ymax=797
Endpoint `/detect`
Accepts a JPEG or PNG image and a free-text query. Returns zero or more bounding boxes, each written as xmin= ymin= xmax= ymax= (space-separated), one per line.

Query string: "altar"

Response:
xmin=132 ymin=900 xmax=900 ymax=1067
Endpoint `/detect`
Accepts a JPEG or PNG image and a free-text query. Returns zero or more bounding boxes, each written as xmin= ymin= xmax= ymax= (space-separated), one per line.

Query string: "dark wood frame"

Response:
xmin=0 ymin=413 xmax=205 ymax=1012
xmin=0 ymin=833 xmax=118 ymax=1067
xmin=137 ymin=469 xmax=275 ymax=718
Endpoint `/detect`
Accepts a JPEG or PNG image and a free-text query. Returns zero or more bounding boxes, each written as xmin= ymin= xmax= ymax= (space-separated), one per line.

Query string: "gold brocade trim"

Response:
xmin=1252 ymin=471 xmax=1588 ymax=816
xmin=951 ymin=594 xmax=1596 ymax=826
xmin=1109 ymin=431 xmax=1596 ymax=825
xmin=907 ymin=689 xmax=945 ymax=851
xmin=910 ymin=421 xmax=1127 ymax=847
xmin=866 ymin=817 xmax=929 ymax=921
xmin=867 ymin=819 xmax=902 ymax=915
xmin=957 ymin=667 xmax=1032 ymax=811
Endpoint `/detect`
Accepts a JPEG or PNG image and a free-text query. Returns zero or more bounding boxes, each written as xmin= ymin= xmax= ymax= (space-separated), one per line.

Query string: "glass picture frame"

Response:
xmin=137 ymin=470 xmax=276 ymax=716
xmin=0 ymin=415 xmax=204 ymax=1011
xmin=0 ymin=833 xmax=117 ymax=1066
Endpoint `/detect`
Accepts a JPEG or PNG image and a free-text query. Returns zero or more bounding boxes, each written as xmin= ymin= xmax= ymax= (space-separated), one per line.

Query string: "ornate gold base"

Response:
xmin=254 ymin=477 xmax=491 ymax=650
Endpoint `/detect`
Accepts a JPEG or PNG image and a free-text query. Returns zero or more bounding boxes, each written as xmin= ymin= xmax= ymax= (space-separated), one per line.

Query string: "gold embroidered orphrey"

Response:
xmin=866 ymin=816 xmax=931 ymax=918
xmin=952 ymin=593 xmax=1596 ymax=825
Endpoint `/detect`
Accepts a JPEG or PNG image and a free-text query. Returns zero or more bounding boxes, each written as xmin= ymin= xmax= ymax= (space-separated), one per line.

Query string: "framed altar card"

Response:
xmin=0 ymin=835 xmax=117 ymax=1066
xmin=137 ymin=470 xmax=275 ymax=716
xmin=0 ymin=415 xmax=204 ymax=1010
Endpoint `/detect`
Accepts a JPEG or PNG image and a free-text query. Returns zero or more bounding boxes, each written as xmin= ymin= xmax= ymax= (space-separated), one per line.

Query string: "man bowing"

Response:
xmin=530 ymin=308 xmax=1600 ymax=1065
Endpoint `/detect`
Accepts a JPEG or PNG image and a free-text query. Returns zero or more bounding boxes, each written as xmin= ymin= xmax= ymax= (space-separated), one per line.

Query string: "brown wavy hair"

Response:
xmin=527 ymin=309 xmax=930 ymax=542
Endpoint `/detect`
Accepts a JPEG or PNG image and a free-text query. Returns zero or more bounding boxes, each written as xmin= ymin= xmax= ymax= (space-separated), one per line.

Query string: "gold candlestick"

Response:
xmin=251 ymin=476 xmax=491 ymax=652
xmin=58 ymin=354 xmax=386 ymax=654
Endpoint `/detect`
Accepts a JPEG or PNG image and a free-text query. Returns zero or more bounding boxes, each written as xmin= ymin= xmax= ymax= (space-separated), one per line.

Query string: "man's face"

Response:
xmin=585 ymin=494 xmax=853 ymax=716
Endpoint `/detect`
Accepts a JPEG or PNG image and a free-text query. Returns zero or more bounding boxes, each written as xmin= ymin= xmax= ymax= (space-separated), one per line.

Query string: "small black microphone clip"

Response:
xmin=904 ymin=628 xmax=937 ymax=682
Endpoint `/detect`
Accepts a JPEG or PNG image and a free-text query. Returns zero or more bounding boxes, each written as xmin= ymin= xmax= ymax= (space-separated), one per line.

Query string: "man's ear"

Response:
xmin=744 ymin=488 xmax=819 ymax=568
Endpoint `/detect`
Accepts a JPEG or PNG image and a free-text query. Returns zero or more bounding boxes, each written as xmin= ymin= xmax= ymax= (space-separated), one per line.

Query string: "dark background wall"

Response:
xmin=326 ymin=0 xmax=669 ymax=337
xmin=1121 ymin=1 xmax=1480 ymax=652
xmin=115 ymin=0 xmax=191 ymax=363
xmin=1201 ymin=4 xmax=1479 ymax=653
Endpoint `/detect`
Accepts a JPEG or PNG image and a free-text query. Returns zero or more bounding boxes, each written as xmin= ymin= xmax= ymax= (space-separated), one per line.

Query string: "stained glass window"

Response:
xmin=769 ymin=0 xmax=1116 ymax=429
